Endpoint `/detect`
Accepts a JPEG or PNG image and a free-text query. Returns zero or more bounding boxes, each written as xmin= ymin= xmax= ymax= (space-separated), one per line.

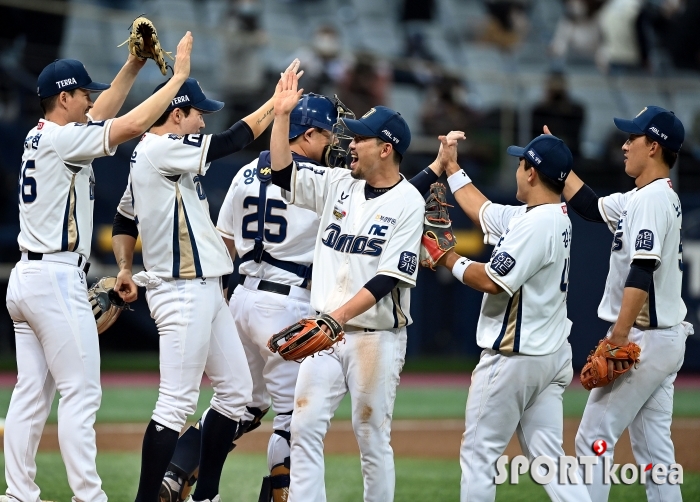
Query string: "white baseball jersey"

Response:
xmin=283 ymin=164 xmax=424 ymax=329
xmin=596 ymin=178 xmax=685 ymax=328
xmin=17 ymin=117 xmax=116 ymax=258
xmin=117 ymin=132 xmax=232 ymax=279
xmin=216 ymin=153 xmax=319 ymax=286
xmin=477 ymin=201 xmax=573 ymax=355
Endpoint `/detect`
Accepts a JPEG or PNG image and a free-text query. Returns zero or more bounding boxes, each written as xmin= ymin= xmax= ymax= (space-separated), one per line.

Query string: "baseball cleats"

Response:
xmin=183 ymin=495 xmax=220 ymax=502
xmin=160 ymin=470 xmax=185 ymax=502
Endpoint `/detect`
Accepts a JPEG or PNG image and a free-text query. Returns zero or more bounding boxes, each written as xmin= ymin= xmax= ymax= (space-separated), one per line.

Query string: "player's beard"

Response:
xmin=350 ymin=163 xmax=365 ymax=180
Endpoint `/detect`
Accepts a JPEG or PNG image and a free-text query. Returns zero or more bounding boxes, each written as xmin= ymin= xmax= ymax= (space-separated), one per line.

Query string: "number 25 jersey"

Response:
xmin=17 ymin=117 xmax=116 ymax=258
xmin=216 ymin=152 xmax=319 ymax=287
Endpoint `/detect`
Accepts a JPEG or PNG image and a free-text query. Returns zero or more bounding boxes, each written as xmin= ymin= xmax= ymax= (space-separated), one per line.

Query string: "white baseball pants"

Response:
xmin=460 ymin=342 xmax=591 ymax=502
xmin=5 ymin=257 xmax=106 ymax=502
xmin=229 ymin=278 xmax=313 ymax=469
xmin=288 ymin=328 xmax=407 ymax=502
xmin=575 ymin=322 xmax=692 ymax=502
xmin=145 ymin=277 xmax=252 ymax=432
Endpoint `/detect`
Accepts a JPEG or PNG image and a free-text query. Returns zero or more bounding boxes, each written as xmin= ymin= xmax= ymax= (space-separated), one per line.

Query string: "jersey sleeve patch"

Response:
xmin=490 ymin=252 xmax=516 ymax=276
xmin=398 ymin=251 xmax=417 ymax=275
xmin=635 ymin=229 xmax=654 ymax=251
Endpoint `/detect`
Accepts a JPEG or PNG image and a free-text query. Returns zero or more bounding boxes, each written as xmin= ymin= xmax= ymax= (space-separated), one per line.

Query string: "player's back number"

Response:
xmin=242 ymin=196 xmax=287 ymax=243
xmin=18 ymin=160 xmax=37 ymax=204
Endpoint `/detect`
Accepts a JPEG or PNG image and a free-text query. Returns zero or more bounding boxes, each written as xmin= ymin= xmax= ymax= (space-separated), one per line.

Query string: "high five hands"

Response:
xmin=274 ymin=58 xmax=304 ymax=116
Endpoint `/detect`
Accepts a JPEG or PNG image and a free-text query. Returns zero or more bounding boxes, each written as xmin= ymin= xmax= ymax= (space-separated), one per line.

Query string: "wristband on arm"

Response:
xmin=451 ymin=257 xmax=473 ymax=284
xmin=447 ymin=169 xmax=472 ymax=194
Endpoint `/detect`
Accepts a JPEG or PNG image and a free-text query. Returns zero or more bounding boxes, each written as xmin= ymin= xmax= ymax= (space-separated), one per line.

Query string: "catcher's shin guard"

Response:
xmin=258 ymin=460 xmax=291 ymax=502
xmin=160 ymin=425 xmax=202 ymax=502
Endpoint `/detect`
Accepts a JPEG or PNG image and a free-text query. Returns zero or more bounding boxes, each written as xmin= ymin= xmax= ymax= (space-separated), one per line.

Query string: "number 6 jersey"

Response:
xmin=117 ymin=132 xmax=232 ymax=279
xmin=18 ymin=118 xmax=116 ymax=257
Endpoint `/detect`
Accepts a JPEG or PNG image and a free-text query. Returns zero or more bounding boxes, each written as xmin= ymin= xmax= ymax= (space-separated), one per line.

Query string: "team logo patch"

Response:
xmin=37 ymin=121 xmax=44 ymax=130
xmin=333 ymin=205 xmax=347 ymax=221
xmin=167 ymin=133 xmax=182 ymax=140
xmin=635 ymin=229 xmax=654 ymax=251
xmin=490 ymin=252 xmax=516 ymax=276
xmin=398 ymin=251 xmax=417 ymax=275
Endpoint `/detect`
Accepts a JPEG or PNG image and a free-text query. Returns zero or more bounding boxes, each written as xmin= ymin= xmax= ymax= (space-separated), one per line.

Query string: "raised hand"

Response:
xmin=274 ymin=62 xmax=304 ymax=116
xmin=437 ymin=130 xmax=466 ymax=173
xmin=274 ymin=58 xmax=304 ymax=99
xmin=173 ymin=31 xmax=193 ymax=80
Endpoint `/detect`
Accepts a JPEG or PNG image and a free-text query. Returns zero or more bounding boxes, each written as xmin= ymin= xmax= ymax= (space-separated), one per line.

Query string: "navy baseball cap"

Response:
xmin=37 ymin=59 xmax=110 ymax=99
xmin=507 ymin=135 xmax=573 ymax=183
xmin=614 ymin=106 xmax=684 ymax=153
xmin=153 ymin=78 xmax=224 ymax=113
xmin=340 ymin=106 xmax=411 ymax=155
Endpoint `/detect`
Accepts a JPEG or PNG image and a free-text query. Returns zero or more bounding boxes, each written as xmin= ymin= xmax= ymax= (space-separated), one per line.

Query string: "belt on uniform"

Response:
xmin=343 ymin=325 xmax=375 ymax=333
xmin=238 ymin=275 xmax=291 ymax=296
xmin=25 ymin=251 xmax=90 ymax=274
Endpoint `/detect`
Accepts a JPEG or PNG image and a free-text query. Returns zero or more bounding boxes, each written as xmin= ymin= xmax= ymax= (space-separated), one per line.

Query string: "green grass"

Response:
xmin=0 ymin=353 xmax=478 ymax=373
xmin=1 ymin=386 xmax=699 ymax=423
xmin=1 ymin=453 xmax=698 ymax=502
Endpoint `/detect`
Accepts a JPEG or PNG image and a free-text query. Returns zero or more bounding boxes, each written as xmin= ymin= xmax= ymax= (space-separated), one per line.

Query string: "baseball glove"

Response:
xmin=87 ymin=277 xmax=128 ymax=335
xmin=267 ymin=314 xmax=345 ymax=362
xmin=420 ymin=182 xmax=457 ymax=270
xmin=118 ymin=16 xmax=173 ymax=75
xmin=580 ymin=338 xmax=641 ymax=390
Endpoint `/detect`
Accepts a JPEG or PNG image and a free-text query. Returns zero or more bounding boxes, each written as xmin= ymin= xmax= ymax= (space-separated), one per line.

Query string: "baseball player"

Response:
xmin=160 ymin=92 xmax=447 ymax=502
xmin=3 ymin=33 xmax=193 ymax=502
xmin=269 ymin=70 xmax=424 ymax=502
xmin=425 ymin=132 xmax=592 ymax=501
xmin=559 ymin=107 xmax=692 ymax=502
xmin=111 ymin=62 xmax=302 ymax=502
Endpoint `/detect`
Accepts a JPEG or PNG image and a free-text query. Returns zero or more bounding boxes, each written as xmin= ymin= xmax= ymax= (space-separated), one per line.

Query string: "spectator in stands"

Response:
xmin=400 ymin=0 xmax=437 ymax=61
xmin=220 ymin=0 xmax=268 ymax=124
xmin=294 ymin=25 xmax=346 ymax=96
xmin=596 ymin=0 xmax=645 ymax=73
xmin=480 ymin=0 xmax=531 ymax=52
xmin=531 ymin=71 xmax=585 ymax=158
xmin=394 ymin=0 xmax=441 ymax=88
xmin=644 ymin=0 xmax=700 ymax=71
xmin=550 ymin=0 xmax=603 ymax=64
xmin=337 ymin=52 xmax=390 ymax=117
xmin=420 ymin=73 xmax=478 ymax=137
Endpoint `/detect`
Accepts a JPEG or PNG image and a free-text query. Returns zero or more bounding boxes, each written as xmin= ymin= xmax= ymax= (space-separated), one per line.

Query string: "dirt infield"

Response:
xmin=34 ymin=418 xmax=700 ymax=471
